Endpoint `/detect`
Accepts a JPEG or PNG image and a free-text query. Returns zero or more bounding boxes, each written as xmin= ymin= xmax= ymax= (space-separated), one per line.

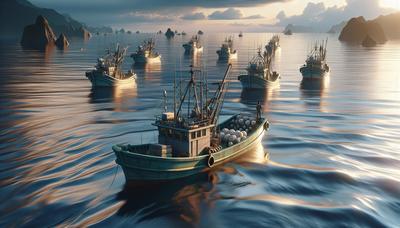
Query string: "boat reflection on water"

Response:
xmin=300 ymin=76 xmax=330 ymax=111
xmin=300 ymin=76 xmax=329 ymax=98
xmin=89 ymin=83 xmax=137 ymax=104
xmin=115 ymin=142 xmax=268 ymax=226
xmin=240 ymin=87 xmax=279 ymax=112
xmin=133 ymin=61 xmax=162 ymax=82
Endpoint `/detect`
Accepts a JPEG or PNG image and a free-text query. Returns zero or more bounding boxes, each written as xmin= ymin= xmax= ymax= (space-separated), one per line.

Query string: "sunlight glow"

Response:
xmin=380 ymin=0 xmax=400 ymax=9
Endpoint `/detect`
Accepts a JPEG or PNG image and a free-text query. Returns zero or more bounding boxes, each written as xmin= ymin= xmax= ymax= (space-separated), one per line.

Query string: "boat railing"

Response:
xmin=154 ymin=115 xmax=211 ymax=129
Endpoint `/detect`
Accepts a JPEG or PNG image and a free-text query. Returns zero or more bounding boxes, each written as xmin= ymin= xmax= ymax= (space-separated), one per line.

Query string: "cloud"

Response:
xmin=208 ymin=8 xmax=264 ymax=20
xmin=275 ymin=0 xmax=396 ymax=31
xmin=209 ymin=8 xmax=243 ymax=20
xmin=244 ymin=14 xmax=264 ymax=19
xmin=119 ymin=12 xmax=175 ymax=23
xmin=30 ymin=0 xmax=284 ymax=25
xmin=181 ymin=12 xmax=206 ymax=20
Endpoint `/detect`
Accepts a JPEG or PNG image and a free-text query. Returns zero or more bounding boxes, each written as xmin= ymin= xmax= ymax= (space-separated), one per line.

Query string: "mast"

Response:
xmin=174 ymin=72 xmax=176 ymax=121
xmin=209 ymin=64 xmax=232 ymax=129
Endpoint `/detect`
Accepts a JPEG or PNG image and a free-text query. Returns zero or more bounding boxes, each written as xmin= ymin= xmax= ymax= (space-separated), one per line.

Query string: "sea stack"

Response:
xmin=362 ymin=35 xmax=377 ymax=47
xmin=20 ymin=15 xmax=56 ymax=50
xmin=55 ymin=33 xmax=69 ymax=49
xmin=339 ymin=16 xmax=387 ymax=44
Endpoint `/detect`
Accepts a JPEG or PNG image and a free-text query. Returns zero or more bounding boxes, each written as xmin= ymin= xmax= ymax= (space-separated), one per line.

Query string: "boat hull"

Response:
xmin=132 ymin=55 xmax=161 ymax=64
xmin=238 ymin=75 xmax=279 ymax=89
xmin=113 ymin=118 xmax=269 ymax=181
xmin=217 ymin=51 xmax=237 ymax=60
xmin=86 ymin=71 xmax=136 ymax=87
xmin=300 ymin=66 xmax=329 ymax=79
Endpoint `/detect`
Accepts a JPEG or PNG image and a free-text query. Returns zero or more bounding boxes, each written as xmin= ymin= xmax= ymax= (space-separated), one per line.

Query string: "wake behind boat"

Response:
xmin=238 ymin=49 xmax=280 ymax=89
xmin=131 ymin=39 xmax=161 ymax=64
xmin=85 ymin=45 xmax=136 ymax=87
xmin=300 ymin=39 xmax=330 ymax=79
xmin=113 ymin=64 xmax=269 ymax=181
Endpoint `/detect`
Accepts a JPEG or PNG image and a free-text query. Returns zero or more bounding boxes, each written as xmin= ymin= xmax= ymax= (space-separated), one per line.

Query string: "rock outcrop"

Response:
xmin=374 ymin=12 xmax=400 ymax=40
xmin=55 ymin=33 xmax=69 ymax=49
xmin=362 ymin=35 xmax=377 ymax=47
xmin=165 ymin=28 xmax=174 ymax=38
xmin=20 ymin=15 xmax=56 ymax=50
xmin=0 ymin=0 xmax=111 ymax=37
xmin=339 ymin=16 xmax=387 ymax=44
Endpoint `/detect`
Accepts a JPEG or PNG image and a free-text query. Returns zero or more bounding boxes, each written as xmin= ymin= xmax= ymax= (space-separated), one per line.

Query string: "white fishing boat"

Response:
xmin=131 ymin=39 xmax=161 ymax=64
xmin=300 ymin=39 xmax=330 ymax=79
xmin=238 ymin=49 xmax=280 ymax=89
xmin=183 ymin=35 xmax=203 ymax=53
xmin=86 ymin=45 xmax=136 ymax=87
xmin=217 ymin=36 xmax=237 ymax=60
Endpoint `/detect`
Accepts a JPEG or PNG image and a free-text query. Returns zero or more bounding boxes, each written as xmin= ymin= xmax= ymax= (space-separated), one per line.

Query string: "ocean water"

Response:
xmin=0 ymin=33 xmax=399 ymax=227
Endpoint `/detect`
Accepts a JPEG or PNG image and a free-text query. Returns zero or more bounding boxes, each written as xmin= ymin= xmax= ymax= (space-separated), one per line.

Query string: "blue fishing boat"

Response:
xmin=113 ymin=64 xmax=270 ymax=181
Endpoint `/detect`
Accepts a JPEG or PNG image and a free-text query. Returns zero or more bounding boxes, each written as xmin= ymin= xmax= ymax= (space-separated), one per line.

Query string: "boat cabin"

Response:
xmin=153 ymin=112 xmax=214 ymax=157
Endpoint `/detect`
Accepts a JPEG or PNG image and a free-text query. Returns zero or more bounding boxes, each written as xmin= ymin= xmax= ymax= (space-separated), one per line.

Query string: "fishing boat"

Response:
xmin=86 ymin=45 xmax=136 ymax=87
xmin=238 ymin=49 xmax=280 ymax=89
xmin=300 ymin=39 xmax=330 ymax=79
xmin=183 ymin=35 xmax=203 ymax=53
xmin=130 ymin=39 xmax=161 ymax=64
xmin=216 ymin=36 xmax=237 ymax=60
xmin=113 ymin=64 xmax=270 ymax=181
xmin=165 ymin=28 xmax=175 ymax=38
xmin=265 ymin=35 xmax=280 ymax=56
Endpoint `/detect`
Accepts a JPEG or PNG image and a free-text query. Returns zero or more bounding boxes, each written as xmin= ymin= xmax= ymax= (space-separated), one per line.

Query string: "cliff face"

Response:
xmin=20 ymin=15 xmax=57 ymax=50
xmin=339 ymin=16 xmax=387 ymax=44
xmin=374 ymin=12 xmax=400 ymax=40
xmin=0 ymin=0 xmax=108 ymax=37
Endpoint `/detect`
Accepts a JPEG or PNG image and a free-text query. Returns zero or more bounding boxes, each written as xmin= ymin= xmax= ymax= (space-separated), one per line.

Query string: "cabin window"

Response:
xmin=202 ymin=129 xmax=206 ymax=136
xmin=191 ymin=132 xmax=196 ymax=139
xmin=197 ymin=131 xmax=201 ymax=138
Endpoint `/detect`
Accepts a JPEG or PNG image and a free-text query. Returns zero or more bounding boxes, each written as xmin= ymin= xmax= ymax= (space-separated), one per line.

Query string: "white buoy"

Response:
xmin=251 ymin=120 xmax=256 ymax=126
xmin=228 ymin=142 xmax=233 ymax=147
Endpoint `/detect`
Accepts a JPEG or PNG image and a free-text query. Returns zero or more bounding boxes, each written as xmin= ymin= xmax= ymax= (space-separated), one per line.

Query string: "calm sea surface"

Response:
xmin=0 ymin=33 xmax=399 ymax=227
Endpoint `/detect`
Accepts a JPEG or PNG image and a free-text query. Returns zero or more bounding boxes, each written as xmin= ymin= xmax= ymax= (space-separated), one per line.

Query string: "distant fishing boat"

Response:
xmin=265 ymin=35 xmax=280 ymax=56
xmin=183 ymin=35 xmax=203 ymax=53
xmin=300 ymin=39 xmax=330 ymax=79
xmin=165 ymin=28 xmax=175 ymax=38
xmin=86 ymin=45 xmax=136 ymax=87
xmin=113 ymin=64 xmax=269 ymax=181
xmin=238 ymin=49 xmax=280 ymax=89
xmin=130 ymin=39 xmax=161 ymax=64
xmin=217 ymin=36 xmax=237 ymax=60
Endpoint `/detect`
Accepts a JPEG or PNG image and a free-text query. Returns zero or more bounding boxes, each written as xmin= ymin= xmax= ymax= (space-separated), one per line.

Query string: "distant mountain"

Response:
xmin=283 ymin=24 xmax=315 ymax=33
xmin=327 ymin=21 xmax=346 ymax=34
xmin=0 ymin=0 xmax=112 ymax=37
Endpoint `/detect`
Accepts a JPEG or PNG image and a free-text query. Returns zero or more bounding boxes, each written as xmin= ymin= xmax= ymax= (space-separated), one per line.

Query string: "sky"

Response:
xmin=30 ymin=0 xmax=399 ymax=32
